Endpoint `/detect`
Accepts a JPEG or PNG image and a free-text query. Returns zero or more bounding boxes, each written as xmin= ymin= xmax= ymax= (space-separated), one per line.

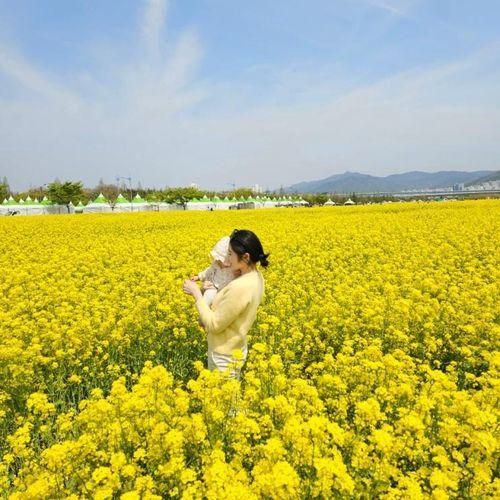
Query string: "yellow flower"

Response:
xmin=1 ymin=201 xmax=498 ymax=497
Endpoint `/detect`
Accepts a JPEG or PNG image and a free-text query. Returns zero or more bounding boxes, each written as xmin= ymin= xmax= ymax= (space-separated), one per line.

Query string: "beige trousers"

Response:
xmin=207 ymin=345 xmax=248 ymax=379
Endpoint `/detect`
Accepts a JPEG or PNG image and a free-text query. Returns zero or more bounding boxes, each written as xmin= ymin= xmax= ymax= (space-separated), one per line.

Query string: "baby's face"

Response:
xmin=217 ymin=258 xmax=231 ymax=268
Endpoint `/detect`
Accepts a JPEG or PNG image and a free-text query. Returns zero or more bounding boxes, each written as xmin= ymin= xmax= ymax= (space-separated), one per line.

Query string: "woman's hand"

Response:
xmin=183 ymin=279 xmax=203 ymax=301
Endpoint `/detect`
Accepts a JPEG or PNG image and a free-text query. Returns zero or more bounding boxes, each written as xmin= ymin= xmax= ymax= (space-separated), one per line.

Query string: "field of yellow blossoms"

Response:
xmin=0 ymin=200 xmax=499 ymax=498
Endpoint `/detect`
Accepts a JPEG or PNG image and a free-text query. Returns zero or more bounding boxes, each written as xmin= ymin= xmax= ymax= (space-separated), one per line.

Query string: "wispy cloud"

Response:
xmin=364 ymin=0 xmax=416 ymax=17
xmin=141 ymin=0 xmax=169 ymax=56
xmin=0 ymin=0 xmax=206 ymax=188
xmin=0 ymin=44 xmax=81 ymax=109
xmin=0 ymin=3 xmax=499 ymax=190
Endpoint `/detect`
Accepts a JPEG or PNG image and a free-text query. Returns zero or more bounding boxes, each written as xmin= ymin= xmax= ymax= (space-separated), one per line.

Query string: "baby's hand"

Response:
xmin=203 ymin=280 xmax=216 ymax=290
xmin=190 ymin=275 xmax=199 ymax=281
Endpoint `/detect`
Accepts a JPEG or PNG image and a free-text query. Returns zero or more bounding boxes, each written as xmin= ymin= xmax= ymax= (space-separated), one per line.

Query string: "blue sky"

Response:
xmin=1 ymin=0 xmax=499 ymax=190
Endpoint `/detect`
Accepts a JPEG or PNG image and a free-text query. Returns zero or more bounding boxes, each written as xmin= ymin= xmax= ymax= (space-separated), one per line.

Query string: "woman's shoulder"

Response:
xmin=232 ymin=270 xmax=264 ymax=287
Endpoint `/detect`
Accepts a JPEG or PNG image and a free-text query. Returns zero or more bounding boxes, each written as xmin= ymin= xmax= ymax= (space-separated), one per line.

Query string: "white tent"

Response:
xmin=113 ymin=193 xmax=132 ymax=213
xmin=276 ymin=196 xmax=290 ymax=207
xmin=201 ymin=195 xmax=215 ymax=210
xmin=2 ymin=196 xmax=23 ymax=215
xmin=186 ymin=195 xmax=214 ymax=211
xmin=263 ymin=196 xmax=278 ymax=208
xmin=84 ymin=193 xmax=112 ymax=213
xmin=21 ymin=195 xmax=45 ymax=216
xmin=186 ymin=198 xmax=202 ymax=210
xmin=253 ymin=195 xmax=265 ymax=209
xmin=74 ymin=201 xmax=85 ymax=214
xmin=0 ymin=198 xmax=9 ymax=215
xmin=324 ymin=198 xmax=336 ymax=206
xmin=215 ymin=196 xmax=232 ymax=210
xmin=157 ymin=201 xmax=176 ymax=211
xmin=289 ymin=197 xmax=303 ymax=207
xmin=344 ymin=198 xmax=356 ymax=205
xmin=131 ymin=194 xmax=151 ymax=212
xmin=31 ymin=196 xmax=66 ymax=215
xmin=211 ymin=195 xmax=223 ymax=210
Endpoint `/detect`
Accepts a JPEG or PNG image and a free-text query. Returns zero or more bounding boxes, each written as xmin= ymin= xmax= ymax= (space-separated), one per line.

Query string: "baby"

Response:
xmin=191 ymin=236 xmax=236 ymax=306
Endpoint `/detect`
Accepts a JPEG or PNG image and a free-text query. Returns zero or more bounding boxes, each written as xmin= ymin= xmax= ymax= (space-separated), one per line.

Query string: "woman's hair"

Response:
xmin=230 ymin=229 xmax=270 ymax=268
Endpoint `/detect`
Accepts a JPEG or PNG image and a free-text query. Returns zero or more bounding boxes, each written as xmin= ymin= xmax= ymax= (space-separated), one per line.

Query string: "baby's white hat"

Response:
xmin=210 ymin=236 xmax=230 ymax=262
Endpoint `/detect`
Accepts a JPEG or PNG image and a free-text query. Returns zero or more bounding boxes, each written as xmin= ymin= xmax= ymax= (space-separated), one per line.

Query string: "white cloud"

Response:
xmin=364 ymin=0 xmax=417 ymax=17
xmin=0 ymin=44 xmax=81 ymax=109
xmin=0 ymin=7 xmax=499 ymax=191
xmin=0 ymin=0 xmax=207 ymax=190
xmin=141 ymin=0 xmax=169 ymax=56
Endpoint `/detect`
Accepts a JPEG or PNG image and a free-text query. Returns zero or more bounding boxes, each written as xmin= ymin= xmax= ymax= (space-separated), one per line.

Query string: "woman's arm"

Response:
xmin=183 ymin=280 xmax=203 ymax=302
xmin=195 ymin=288 xmax=250 ymax=335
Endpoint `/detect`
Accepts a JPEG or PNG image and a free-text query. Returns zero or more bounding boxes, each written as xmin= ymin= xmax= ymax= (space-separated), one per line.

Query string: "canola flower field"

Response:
xmin=0 ymin=200 xmax=499 ymax=498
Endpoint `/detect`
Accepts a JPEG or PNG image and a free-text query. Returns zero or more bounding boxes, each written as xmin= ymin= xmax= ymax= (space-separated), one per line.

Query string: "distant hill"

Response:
xmin=287 ymin=170 xmax=496 ymax=194
xmin=464 ymin=171 xmax=500 ymax=187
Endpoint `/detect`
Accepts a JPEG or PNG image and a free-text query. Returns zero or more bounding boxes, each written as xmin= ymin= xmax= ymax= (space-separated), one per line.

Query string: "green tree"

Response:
xmin=231 ymin=187 xmax=254 ymax=199
xmin=161 ymin=187 xmax=204 ymax=208
xmin=47 ymin=180 xmax=84 ymax=213
xmin=0 ymin=177 xmax=9 ymax=202
xmin=302 ymin=193 xmax=328 ymax=206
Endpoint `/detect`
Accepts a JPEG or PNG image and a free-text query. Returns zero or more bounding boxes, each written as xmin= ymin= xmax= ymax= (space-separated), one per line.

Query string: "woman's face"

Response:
xmin=227 ymin=243 xmax=249 ymax=271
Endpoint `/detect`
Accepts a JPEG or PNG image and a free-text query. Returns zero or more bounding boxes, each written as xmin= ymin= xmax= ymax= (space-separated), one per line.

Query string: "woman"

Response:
xmin=183 ymin=229 xmax=268 ymax=377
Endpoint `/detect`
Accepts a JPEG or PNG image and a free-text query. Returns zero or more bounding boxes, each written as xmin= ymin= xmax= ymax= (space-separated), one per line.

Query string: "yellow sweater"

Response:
xmin=195 ymin=269 xmax=265 ymax=355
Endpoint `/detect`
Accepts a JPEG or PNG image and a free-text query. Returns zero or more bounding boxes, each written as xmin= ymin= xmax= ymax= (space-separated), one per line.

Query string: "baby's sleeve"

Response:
xmin=198 ymin=265 xmax=213 ymax=281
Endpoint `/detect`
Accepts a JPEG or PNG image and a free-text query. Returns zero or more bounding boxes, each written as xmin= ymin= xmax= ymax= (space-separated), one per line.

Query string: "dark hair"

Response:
xmin=230 ymin=229 xmax=269 ymax=268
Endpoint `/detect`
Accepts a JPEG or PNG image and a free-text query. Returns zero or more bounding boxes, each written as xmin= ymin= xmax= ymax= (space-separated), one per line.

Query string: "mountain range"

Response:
xmin=286 ymin=170 xmax=499 ymax=194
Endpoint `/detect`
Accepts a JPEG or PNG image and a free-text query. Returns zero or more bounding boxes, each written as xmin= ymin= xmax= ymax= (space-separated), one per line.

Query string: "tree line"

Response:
xmin=0 ymin=177 xmax=395 ymax=212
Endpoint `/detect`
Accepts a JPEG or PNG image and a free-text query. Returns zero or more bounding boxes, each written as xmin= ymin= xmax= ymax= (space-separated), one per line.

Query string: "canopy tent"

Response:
xmin=113 ymin=193 xmax=132 ymax=213
xmin=19 ymin=195 xmax=45 ymax=215
xmin=131 ymin=194 xmax=151 ymax=212
xmin=210 ymin=195 xmax=226 ymax=210
xmin=324 ymin=198 xmax=336 ymax=206
xmin=45 ymin=204 xmax=68 ymax=215
xmin=253 ymin=195 xmax=262 ymax=209
xmin=0 ymin=198 xmax=9 ymax=215
xmin=186 ymin=195 xmax=214 ymax=211
xmin=344 ymin=198 xmax=356 ymax=205
xmin=84 ymin=193 xmax=112 ymax=213
xmin=156 ymin=201 xmax=177 ymax=211
xmin=74 ymin=201 xmax=85 ymax=214
xmin=263 ymin=197 xmax=278 ymax=208
xmin=10 ymin=195 xmax=67 ymax=215
xmin=94 ymin=193 xmax=108 ymax=203
xmin=1 ymin=195 xmax=50 ymax=212
xmin=274 ymin=196 xmax=287 ymax=207
xmin=1 ymin=196 xmax=23 ymax=215
xmin=212 ymin=196 xmax=233 ymax=210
